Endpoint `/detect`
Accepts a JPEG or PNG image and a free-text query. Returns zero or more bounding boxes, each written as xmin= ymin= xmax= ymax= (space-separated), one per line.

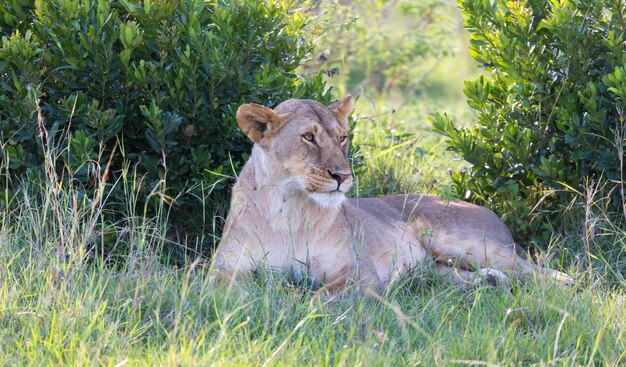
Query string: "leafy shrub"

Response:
xmin=432 ymin=0 xmax=626 ymax=242
xmin=0 ymin=0 xmax=329 ymax=246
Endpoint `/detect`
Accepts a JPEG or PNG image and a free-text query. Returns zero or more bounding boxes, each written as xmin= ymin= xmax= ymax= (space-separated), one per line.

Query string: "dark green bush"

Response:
xmin=0 ymin=0 xmax=329 ymax=244
xmin=432 ymin=0 xmax=626 ymax=242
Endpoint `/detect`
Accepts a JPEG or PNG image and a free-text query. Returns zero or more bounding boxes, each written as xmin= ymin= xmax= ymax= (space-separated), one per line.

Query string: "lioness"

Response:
xmin=213 ymin=96 xmax=570 ymax=294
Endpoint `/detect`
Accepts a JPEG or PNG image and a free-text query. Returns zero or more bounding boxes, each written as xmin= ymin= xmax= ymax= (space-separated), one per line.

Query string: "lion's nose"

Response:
xmin=328 ymin=170 xmax=352 ymax=185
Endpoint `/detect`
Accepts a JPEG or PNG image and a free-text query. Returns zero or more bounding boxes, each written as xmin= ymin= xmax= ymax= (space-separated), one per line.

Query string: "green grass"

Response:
xmin=350 ymin=107 xmax=463 ymax=198
xmin=1 ymin=138 xmax=625 ymax=366
xmin=1 ymin=221 xmax=624 ymax=365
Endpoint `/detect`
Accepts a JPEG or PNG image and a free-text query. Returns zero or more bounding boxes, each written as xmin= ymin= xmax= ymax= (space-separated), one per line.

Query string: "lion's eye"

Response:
xmin=339 ymin=135 xmax=348 ymax=144
xmin=302 ymin=133 xmax=315 ymax=144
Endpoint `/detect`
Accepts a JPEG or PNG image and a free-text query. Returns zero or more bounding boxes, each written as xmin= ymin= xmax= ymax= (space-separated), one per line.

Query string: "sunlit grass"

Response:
xmin=1 ymin=216 xmax=624 ymax=365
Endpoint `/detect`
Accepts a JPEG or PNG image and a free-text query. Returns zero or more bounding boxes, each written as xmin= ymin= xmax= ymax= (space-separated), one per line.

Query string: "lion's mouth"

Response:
xmin=309 ymin=190 xmax=346 ymax=208
xmin=313 ymin=189 xmax=345 ymax=195
xmin=304 ymin=184 xmax=347 ymax=195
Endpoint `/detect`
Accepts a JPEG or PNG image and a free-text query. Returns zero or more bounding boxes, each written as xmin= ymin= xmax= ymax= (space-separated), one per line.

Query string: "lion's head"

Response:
xmin=236 ymin=96 xmax=354 ymax=208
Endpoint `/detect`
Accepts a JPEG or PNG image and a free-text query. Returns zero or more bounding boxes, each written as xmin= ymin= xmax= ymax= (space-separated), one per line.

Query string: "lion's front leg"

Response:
xmin=210 ymin=250 xmax=254 ymax=288
xmin=311 ymin=270 xmax=351 ymax=303
xmin=311 ymin=261 xmax=384 ymax=302
xmin=210 ymin=231 xmax=266 ymax=288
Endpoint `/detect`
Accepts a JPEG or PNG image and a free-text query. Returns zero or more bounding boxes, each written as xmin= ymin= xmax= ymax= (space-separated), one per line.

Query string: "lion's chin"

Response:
xmin=309 ymin=191 xmax=346 ymax=209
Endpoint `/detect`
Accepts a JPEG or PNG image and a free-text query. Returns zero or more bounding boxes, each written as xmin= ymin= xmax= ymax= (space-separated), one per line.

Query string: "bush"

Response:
xmin=432 ymin=0 xmax=626 ymax=243
xmin=0 ymin=0 xmax=329 ymax=248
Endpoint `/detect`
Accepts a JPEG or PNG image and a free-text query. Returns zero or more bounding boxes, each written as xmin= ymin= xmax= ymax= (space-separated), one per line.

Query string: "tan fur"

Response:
xmin=213 ymin=97 xmax=571 ymax=293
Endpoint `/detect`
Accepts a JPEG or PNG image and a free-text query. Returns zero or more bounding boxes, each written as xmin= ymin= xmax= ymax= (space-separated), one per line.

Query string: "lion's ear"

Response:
xmin=236 ymin=103 xmax=287 ymax=144
xmin=329 ymin=95 xmax=353 ymax=127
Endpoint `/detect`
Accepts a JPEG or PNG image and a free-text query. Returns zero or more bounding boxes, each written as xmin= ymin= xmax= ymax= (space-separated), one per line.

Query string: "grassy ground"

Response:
xmin=1 ymin=129 xmax=625 ymax=366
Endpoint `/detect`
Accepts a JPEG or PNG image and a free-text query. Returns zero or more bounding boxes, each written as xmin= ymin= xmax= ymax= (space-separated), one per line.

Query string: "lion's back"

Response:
xmin=345 ymin=194 xmax=514 ymax=245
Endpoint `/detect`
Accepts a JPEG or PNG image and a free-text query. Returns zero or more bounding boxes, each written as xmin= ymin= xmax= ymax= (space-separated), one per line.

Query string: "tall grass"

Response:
xmin=1 ymin=114 xmax=625 ymax=365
